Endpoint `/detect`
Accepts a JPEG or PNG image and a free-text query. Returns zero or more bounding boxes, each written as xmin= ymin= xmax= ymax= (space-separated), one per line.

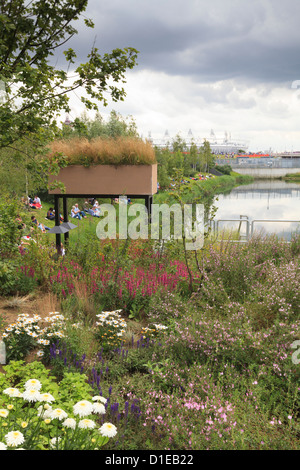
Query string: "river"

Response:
xmin=212 ymin=179 xmax=300 ymax=240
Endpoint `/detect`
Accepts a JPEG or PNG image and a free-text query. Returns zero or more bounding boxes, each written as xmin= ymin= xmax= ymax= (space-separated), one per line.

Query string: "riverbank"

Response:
xmin=154 ymin=172 xmax=253 ymax=204
xmin=280 ymin=172 xmax=300 ymax=182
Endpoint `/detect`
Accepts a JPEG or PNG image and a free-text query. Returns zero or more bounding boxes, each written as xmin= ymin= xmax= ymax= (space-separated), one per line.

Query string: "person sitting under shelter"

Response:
xmin=31 ymin=215 xmax=50 ymax=233
xmin=75 ymin=203 xmax=87 ymax=219
xmin=46 ymin=208 xmax=55 ymax=220
xmin=91 ymin=203 xmax=101 ymax=217
xmin=71 ymin=204 xmax=86 ymax=220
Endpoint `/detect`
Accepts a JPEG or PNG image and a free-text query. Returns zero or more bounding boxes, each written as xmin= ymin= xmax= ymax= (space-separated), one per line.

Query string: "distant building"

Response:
xmin=63 ymin=115 xmax=72 ymax=126
xmin=147 ymin=129 xmax=248 ymax=154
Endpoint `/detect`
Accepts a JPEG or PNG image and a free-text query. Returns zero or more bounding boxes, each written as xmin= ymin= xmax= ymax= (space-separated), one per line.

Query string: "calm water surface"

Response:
xmin=212 ymin=180 xmax=300 ymax=238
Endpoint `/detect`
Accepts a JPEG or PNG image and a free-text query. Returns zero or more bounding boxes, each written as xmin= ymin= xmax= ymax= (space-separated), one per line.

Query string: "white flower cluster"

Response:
xmin=141 ymin=322 xmax=168 ymax=339
xmin=95 ymin=310 xmax=127 ymax=341
xmin=153 ymin=323 xmax=168 ymax=331
xmin=0 ymin=378 xmax=117 ymax=449
xmin=2 ymin=312 xmax=74 ymax=358
xmin=96 ymin=310 xmax=127 ymax=330
xmin=2 ymin=313 xmax=41 ymax=340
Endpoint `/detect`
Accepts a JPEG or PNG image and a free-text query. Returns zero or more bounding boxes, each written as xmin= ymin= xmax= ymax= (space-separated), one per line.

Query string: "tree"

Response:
xmin=199 ymin=139 xmax=215 ymax=172
xmin=189 ymin=140 xmax=199 ymax=172
xmin=59 ymin=110 xmax=139 ymax=139
xmin=0 ymin=0 xmax=138 ymax=149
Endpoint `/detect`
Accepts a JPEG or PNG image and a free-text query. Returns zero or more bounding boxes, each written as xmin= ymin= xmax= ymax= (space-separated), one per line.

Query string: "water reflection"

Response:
xmin=212 ymin=180 xmax=300 ymax=239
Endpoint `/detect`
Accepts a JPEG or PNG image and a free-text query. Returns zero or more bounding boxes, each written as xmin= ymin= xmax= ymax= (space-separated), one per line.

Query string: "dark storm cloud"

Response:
xmin=61 ymin=0 xmax=300 ymax=86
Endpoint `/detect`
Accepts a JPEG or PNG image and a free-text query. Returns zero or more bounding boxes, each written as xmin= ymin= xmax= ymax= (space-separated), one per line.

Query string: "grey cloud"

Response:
xmin=57 ymin=0 xmax=300 ymax=87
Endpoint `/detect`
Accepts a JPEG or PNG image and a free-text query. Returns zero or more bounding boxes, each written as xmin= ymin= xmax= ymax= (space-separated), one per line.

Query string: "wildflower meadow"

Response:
xmin=0 ymin=227 xmax=299 ymax=450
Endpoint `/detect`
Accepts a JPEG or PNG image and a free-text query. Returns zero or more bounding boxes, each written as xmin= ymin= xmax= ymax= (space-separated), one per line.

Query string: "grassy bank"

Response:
xmin=154 ymin=172 xmax=253 ymax=204
xmin=281 ymin=172 xmax=300 ymax=182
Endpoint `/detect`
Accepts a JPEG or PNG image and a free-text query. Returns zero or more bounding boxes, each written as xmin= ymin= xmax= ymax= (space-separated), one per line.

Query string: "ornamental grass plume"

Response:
xmin=47 ymin=136 xmax=156 ymax=166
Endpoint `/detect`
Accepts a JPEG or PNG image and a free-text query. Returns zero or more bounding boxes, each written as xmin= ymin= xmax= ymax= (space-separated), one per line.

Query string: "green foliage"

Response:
xmin=0 ymin=196 xmax=23 ymax=257
xmin=56 ymin=372 xmax=94 ymax=409
xmin=0 ymin=260 xmax=18 ymax=296
xmin=215 ymin=164 xmax=232 ymax=175
xmin=0 ymin=361 xmax=59 ymax=400
xmin=0 ymin=0 xmax=138 ymax=150
xmin=60 ymin=110 xmax=139 ymax=140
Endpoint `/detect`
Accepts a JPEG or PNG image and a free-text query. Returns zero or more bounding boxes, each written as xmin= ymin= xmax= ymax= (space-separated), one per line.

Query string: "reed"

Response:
xmin=47 ymin=136 xmax=156 ymax=166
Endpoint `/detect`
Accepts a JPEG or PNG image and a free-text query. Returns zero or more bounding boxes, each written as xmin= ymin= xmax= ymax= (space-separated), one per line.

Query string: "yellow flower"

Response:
xmin=7 ymin=404 xmax=13 ymax=410
xmin=21 ymin=422 xmax=28 ymax=428
xmin=44 ymin=419 xmax=51 ymax=424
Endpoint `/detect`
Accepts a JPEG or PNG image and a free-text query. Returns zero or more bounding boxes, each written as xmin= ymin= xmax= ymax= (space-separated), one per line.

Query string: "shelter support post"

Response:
xmin=145 ymin=195 xmax=153 ymax=221
xmin=63 ymin=196 xmax=69 ymax=244
xmin=54 ymin=195 xmax=61 ymax=251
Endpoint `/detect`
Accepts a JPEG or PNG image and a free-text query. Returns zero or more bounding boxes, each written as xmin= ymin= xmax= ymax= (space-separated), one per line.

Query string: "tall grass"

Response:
xmin=47 ymin=137 xmax=157 ymax=166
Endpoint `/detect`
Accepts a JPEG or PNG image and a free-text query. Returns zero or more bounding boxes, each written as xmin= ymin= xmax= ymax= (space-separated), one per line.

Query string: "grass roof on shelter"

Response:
xmin=47 ymin=136 xmax=157 ymax=167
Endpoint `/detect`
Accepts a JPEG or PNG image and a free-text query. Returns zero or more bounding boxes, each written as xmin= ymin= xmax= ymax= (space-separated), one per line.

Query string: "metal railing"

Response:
xmin=210 ymin=215 xmax=300 ymax=242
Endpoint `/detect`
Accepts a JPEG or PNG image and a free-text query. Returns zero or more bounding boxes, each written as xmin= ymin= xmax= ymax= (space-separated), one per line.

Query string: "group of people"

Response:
xmin=17 ymin=195 xmax=107 ymax=255
xmin=71 ymin=200 xmax=101 ymax=220
xmin=19 ymin=195 xmax=103 ymax=236
xmin=20 ymin=195 xmax=43 ymax=210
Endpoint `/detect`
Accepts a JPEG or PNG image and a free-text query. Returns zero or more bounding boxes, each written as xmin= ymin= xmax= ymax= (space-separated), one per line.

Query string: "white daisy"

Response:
xmin=24 ymin=379 xmax=42 ymax=391
xmin=50 ymin=408 xmax=68 ymax=420
xmin=50 ymin=437 xmax=61 ymax=449
xmin=62 ymin=418 xmax=77 ymax=429
xmin=0 ymin=442 xmax=7 ymax=450
xmin=22 ymin=389 xmax=41 ymax=402
xmin=73 ymin=400 xmax=93 ymax=417
xmin=37 ymin=406 xmax=53 ymax=419
xmin=5 ymin=431 xmax=25 ymax=447
xmin=92 ymin=402 xmax=106 ymax=415
xmin=39 ymin=393 xmax=55 ymax=403
xmin=99 ymin=423 xmax=117 ymax=438
xmin=3 ymin=388 xmax=21 ymax=398
xmin=92 ymin=396 xmax=107 ymax=404
xmin=78 ymin=419 xmax=96 ymax=429
xmin=0 ymin=409 xmax=9 ymax=418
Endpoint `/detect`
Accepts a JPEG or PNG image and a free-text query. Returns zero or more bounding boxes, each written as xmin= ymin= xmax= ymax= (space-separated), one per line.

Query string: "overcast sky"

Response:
xmin=60 ymin=0 xmax=300 ymax=152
